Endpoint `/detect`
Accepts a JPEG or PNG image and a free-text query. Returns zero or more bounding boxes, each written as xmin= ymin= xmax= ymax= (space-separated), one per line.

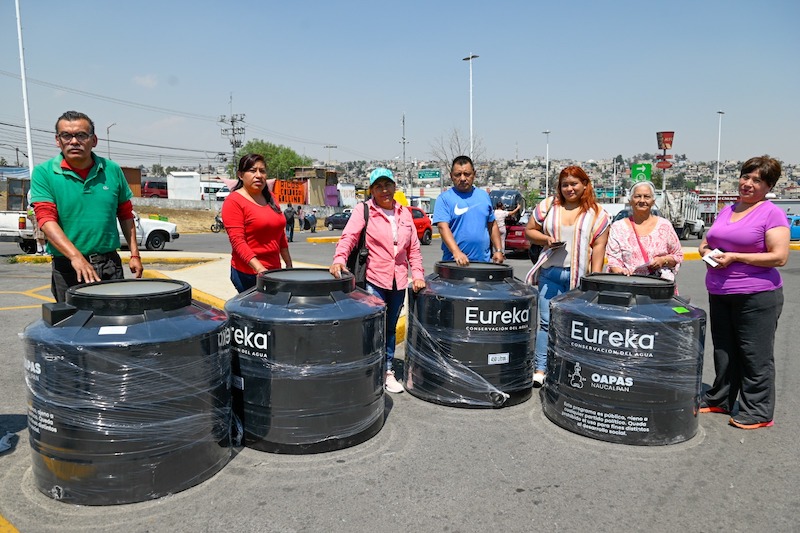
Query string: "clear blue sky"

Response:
xmin=1 ymin=0 xmax=798 ymax=170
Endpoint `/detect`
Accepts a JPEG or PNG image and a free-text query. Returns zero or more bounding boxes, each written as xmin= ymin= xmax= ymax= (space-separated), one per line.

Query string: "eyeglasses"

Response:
xmin=57 ymin=132 xmax=92 ymax=142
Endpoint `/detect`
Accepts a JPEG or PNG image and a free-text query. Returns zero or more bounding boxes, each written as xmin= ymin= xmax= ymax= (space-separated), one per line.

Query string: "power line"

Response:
xmin=0 ymin=69 xmax=217 ymax=122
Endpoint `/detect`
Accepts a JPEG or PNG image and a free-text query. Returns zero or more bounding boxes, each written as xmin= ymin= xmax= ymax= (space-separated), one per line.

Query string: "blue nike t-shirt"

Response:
xmin=433 ymin=187 xmax=495 ymax=262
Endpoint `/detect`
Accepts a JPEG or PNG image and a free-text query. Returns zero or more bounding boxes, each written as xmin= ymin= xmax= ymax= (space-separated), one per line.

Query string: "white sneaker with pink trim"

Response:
xmin=385 ymin=371 xmax=404 ymax=394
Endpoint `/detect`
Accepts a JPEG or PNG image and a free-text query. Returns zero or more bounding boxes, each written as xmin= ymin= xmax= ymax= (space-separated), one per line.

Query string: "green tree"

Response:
xmin=652 ymin=170 xmax=663 ymax=189
xmin=151 ymin=163 xmax=166 ymax=177
xmin=669 ymin=172 xmax=687 ymax=190
xmin=164 ymin=166 xmax=179 ymax=175
xmin=0 ymin=157 xmax=8 ymax=167
xmin=238 ymin=139 xmax=312 ymax=180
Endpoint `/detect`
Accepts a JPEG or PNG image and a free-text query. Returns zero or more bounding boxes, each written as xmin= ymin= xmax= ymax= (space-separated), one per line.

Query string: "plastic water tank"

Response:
xmin=225 ymin=269 xmax=386 ymax=454
xmin=542 ymin=274 xmax=706 ymax=445
xmin=22 ymin=279 xmax=231 ymax=505
xmin=404 ymin=262 xmax=537 ymax=407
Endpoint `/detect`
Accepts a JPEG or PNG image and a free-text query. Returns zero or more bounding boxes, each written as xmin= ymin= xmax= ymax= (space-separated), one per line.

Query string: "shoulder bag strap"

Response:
xmin=628 ymin=217 xmax=649 ymax=263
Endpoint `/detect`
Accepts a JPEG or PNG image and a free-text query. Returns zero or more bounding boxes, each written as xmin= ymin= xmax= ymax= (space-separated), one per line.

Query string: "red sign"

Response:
xmin=655 ymin=154 xmax=674 ymax=160
xmin=656 ymin=161 xmax=673 ymax=169
xmin=656 ymin=131 xmax=675 ymax=150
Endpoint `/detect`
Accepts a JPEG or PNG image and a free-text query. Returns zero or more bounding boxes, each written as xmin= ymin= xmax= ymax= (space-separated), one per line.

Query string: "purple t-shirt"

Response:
xmin=705 ymin=201 xmax=788 ymax=295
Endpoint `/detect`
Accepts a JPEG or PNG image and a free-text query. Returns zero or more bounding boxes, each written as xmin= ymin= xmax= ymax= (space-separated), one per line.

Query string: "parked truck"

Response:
xmin=0 ymin=211 xmax=38 ymax=253
xmin=657 ymin=190 xmax=705 ymax=239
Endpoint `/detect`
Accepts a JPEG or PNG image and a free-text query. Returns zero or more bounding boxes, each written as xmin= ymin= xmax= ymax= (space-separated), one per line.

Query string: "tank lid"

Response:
xmin=579 ymin=273 xmax=674 ymax=300
xmin=434 ymin=261 xmax=513 ymax=282
xmin=66 ymin=279 xmax=193 ymax=315
xmin=257 ymin=268 xmax=354 ymax=296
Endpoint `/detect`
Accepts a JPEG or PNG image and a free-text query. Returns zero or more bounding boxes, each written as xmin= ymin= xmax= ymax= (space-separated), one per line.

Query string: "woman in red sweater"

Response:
xmin=221 ymin=153 xmax=293 ymax=292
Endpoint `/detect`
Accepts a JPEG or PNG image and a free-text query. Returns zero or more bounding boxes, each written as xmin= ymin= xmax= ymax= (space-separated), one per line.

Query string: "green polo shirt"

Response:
xmin=30 ymin=153 xmax=132 ymax=257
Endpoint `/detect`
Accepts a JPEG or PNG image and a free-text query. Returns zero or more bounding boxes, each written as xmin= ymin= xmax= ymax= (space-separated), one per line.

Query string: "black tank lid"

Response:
xmin=257 ymin=268 xmax=355 ymax=296
xmin=580 ymin=273 xmax=675 ymax=300
xmin=434 ymin=261 xmax=514 ymax=282
xmin=66 ymin=279 xmax=193 ymax=315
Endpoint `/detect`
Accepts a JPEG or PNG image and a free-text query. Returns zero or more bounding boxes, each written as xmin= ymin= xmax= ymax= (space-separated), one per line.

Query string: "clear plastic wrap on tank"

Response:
xmin=22 ymin=279 xmax=232 ymax=505
xmin=542 ymin=273 xmax=706 ymax=445
xmin=405 ymin=262 xmax=538 ymax=408
xmin=224 ymin=269 xmax=386 ymax=454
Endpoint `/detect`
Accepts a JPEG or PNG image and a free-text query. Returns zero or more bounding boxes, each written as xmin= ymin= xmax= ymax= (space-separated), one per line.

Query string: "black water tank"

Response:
xmin=22 ymin=279 xmax=231 ymax=505
xmin=404 ymin=262 xmax=537 ymax=407
xmin=225 ymin=269 xmax=386 ymax=454
xmin=542 ymin=273 xmax=706 ymax=445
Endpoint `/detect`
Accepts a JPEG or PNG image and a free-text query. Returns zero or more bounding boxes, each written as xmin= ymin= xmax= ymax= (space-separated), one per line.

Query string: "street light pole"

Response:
xmin=106 ymin=123 xmax=116 ymax=159
xmin=542 ymin=130 xmax=551 ymax=197
xmin=462 ymin=54 xmax=478 ymax=160
xmin=714 ymin=111 xmax=724 ymax=217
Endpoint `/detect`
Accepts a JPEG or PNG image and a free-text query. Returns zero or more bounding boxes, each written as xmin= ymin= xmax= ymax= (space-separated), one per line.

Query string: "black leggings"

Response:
xmin=705 ymin=288 xmax=783 ymax=421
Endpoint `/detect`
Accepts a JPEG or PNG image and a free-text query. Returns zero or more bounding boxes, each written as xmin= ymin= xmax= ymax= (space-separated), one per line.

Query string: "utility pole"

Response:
xmin=324 ymin=145 xmax=337 ymax=169
xmin=400 ymin=113 xmax=410 ymax=197
xmin=219 ymin=113 xmax=245 ymax=178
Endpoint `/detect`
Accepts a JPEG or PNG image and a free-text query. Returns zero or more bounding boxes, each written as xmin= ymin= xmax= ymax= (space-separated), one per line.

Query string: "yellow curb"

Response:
xmin=142 ymin=269 xmax=227 ymax=310
xmin=305 ymin=235 xmax=341 ymax=244
xmin=396 ymin=314 xmax=407 ymax=343
xmin=306 ymin=234 xmax=442 ymax=244
xmin=14 ymin=255 xmax=215 ymax=265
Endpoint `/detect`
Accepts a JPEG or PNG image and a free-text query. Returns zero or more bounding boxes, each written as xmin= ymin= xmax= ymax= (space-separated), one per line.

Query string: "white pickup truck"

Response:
xmin=118 ymin=212 xmax=180 ymax=251
xmin=0 ymin=210 xmax=179 ymax=253
xmin=0 ymin=211 xmax=38 ymax=253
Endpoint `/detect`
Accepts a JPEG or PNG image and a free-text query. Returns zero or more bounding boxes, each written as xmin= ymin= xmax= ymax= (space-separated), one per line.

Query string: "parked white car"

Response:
xmin=215 ymin=187 xmax=231 ymax=201
xmin=118 ymin=211 xmax=180 ymax=251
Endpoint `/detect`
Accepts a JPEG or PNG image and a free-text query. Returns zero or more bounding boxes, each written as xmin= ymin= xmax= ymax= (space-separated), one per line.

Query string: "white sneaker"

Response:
xmin=385 ymin=371 xmax=404 ymax=394
xmin=532 ymin=371 xmax=545 ymax=388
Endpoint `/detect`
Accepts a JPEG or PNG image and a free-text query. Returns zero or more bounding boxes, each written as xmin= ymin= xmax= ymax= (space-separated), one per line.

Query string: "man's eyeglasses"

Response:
xmin=57 ymin=132 xmax=92 ymax=142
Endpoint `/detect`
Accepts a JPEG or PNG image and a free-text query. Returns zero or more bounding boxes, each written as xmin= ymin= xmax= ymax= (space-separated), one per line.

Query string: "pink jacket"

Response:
xmin=333 ymin=200 xmax=425 ymax=290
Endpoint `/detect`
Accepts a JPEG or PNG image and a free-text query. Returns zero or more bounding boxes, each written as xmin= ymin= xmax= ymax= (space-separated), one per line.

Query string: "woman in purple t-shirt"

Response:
xmin=698 ymin=155 xmax=790 ymax=430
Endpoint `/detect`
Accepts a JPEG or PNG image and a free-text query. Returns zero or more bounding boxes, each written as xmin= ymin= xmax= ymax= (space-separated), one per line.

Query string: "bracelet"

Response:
xmin=130 ymin=255 xmax=141 ymax=259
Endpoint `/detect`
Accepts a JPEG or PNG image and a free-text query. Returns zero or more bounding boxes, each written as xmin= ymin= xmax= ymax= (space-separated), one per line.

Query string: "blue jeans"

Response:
xmin=231 ymin=267 xmax=258 ymax=293
xmin=365 ymin=281 xmax=406 ymax=371
xmin=534 ymin=267 xmax=571 ymax=372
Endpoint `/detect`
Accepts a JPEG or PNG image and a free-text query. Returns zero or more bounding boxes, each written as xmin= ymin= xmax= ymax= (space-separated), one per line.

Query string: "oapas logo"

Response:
xmin=570 ymin=320 xmax=654 ymax=351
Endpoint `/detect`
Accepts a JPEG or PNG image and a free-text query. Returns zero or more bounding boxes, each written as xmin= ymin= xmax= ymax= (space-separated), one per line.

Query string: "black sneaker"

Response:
xmin=729 ymin=414 xmax=774 ymax=430
xmin=698 ymin=398 xmax=729 ymax=414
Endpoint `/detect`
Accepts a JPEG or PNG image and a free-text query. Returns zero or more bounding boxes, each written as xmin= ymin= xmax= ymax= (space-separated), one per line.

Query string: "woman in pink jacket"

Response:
xmin=330 ymin=168 xmax=426 ymax=393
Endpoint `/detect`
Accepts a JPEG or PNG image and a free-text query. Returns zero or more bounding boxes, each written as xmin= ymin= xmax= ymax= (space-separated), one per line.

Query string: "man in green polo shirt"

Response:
xmin=30 ymin=110 xmax=143 ymax=302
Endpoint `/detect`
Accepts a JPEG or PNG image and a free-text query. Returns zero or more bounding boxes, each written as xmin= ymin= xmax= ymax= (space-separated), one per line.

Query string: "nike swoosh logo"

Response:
xmin=454 ymin=205 xmax=469 ymax=216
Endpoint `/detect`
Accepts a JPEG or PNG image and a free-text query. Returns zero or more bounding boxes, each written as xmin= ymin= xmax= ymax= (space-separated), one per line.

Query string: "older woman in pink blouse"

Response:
xmin=606 ymin=181 xmax=683 ymax=283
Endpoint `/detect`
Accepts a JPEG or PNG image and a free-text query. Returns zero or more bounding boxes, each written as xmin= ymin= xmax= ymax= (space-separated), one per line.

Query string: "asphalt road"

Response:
xmin=0 ymin=243 xmax=797 ymax=533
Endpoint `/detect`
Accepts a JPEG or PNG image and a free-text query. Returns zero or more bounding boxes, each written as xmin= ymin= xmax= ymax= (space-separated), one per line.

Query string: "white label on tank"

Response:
xmin=488 ymin=352 xmax=509 ymax=365
xmin=98 ymin=326 xmax=128 ymax=335
xmin=233 ymin=375 xmax=244 ymax=390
